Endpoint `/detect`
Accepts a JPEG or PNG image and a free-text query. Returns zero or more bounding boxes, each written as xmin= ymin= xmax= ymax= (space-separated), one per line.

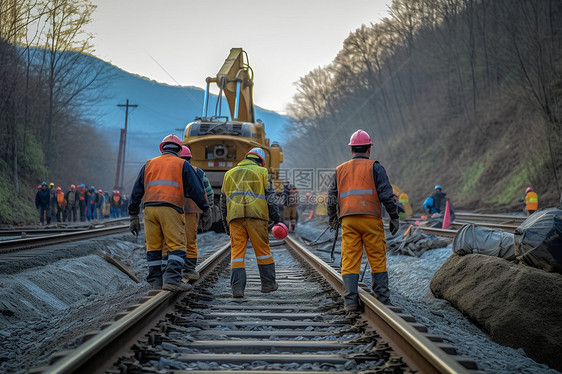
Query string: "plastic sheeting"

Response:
xmin=387 ymin=227 xmax=450 ymax=257
xmin=452 ymin=224 xmax=515 ymax=260
xmin=514 ymin=208 xmax=562 ymax=274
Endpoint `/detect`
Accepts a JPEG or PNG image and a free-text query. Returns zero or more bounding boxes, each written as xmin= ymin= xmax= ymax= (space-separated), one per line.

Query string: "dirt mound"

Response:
xmin=430 ymin=253 xmax=562 ymax=371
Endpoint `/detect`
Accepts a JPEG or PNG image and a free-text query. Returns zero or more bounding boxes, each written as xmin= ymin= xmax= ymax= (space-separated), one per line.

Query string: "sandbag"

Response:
xmin=514 ymin=208 xmax=562 ymax=274
xmin=452 ymin=224 xmax=515 ymax=260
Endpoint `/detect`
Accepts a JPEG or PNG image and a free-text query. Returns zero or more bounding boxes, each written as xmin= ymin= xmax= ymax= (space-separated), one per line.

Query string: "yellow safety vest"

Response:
xmin=222 ymin=159 xmax=269 ymax=223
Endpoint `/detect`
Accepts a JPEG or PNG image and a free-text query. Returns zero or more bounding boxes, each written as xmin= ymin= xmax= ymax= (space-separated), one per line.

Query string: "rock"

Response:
xmin=430 ymin=253 xmax=562 ymax=371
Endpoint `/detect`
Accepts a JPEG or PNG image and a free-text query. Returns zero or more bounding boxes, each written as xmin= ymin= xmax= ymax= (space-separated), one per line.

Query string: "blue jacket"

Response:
xmin=35 ymin=188 xmax=50 ymax=208
xmin=128 ymin=151 xmax=209 ymax=216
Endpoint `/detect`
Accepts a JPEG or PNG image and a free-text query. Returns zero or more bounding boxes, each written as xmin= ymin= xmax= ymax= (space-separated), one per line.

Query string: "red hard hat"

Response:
xmin=179 ymin=145 xmax=192 ymax=158
xmin=37 ymin=184 xmax=41 ymax=189
xmin=116 ymin=190 xmax=121 ymax=195
xmin=348 ymin=129 xmax=373 ymax=146
xmin=272 ymin=222 xmax=289 ymax=240
xmin=525 ymin=187 xmax=533 ymax=194
xmin=70 ymin=184 xmax=76 ymax=189
xmin=305 ymin=193 xmax=311 ymax=197
xmin=98 ymin=189 xmax=103 ymax=193
xmin=159 ymin=134 xmax=183 ymax=153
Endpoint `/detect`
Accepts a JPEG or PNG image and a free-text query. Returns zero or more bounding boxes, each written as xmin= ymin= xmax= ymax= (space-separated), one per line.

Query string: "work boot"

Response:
xmin=342 ymin=274 xmax=360 ymax=311
xmin=231 ymin=268 xmax=247 ymax=298
xmin=371 ymin=272 xmax=391 ymax=305
xmin=183 ymin=257 xmax=200 ymax=281
xmin=163 ymin=250 xmax=185 ymax=287
xmin=146 ymin=251 xmax=163 ymax=289
xmin=258 ymin=263 xmax=278 ymax=293
xmin=163 ymin=282 xmax=192 ymax=292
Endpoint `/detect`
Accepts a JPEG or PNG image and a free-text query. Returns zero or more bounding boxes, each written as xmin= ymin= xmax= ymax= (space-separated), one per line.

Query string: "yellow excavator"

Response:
xmin=182 ymin=48 xmax=283 ymax=226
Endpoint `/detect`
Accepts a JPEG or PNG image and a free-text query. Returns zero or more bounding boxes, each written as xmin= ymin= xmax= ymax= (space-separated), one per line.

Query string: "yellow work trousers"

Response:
xmin=144 ymin=206 xmax=186 ymax=256
xmin=283 ymin=206 xmax=297 ymax=220
xmin=341 ymin=215 xmax=386 ymax=275
xmin=230 ymin=217 xmax=273 ymax=269
xmin=185 ymin=212 xmax=198 ymax=259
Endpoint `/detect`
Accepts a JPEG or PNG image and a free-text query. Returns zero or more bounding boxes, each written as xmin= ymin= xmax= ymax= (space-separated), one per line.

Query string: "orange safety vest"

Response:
xmin=336 ymin=158 xmax=381 ymax=218
xmin=525 ymin=191 xmax=538 ymax=211
xmin=56 ymin=191 xmax=65 ymax=206
xmin=184 ymin=166 xmax=208 ymax=214
xmin=143 ymin=154 xmax=185 ymax=209
xmin=113 ymin=195 xmax=121 ymax=203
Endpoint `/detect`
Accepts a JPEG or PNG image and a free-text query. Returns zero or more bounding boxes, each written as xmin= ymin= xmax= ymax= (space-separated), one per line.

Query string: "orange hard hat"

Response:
xmin=272 ymin=223 xmax=289 ymax=240
xmin=348 ymin=129 xmax=373 ymax=146
xmin=56 ymin=187 xmax=62 ymax=191
xmin=159 ymin=134 xmax=183 ymax=153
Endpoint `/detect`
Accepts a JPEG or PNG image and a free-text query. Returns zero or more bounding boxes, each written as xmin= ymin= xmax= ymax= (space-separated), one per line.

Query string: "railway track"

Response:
xmin=0 ymin=220 xmax=133 ymax=254
xmin=32 ymin=236 xmax=479 ymax=374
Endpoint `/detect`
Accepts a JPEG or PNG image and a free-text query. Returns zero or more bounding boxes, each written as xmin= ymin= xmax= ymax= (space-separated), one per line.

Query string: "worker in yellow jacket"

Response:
xmin=220 ymin=148 xmax=280 ymax=298
xmin=327 ymin=130 xmax=399 ymax=309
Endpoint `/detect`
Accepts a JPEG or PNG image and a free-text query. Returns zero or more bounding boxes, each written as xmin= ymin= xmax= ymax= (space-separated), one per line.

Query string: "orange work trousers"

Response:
xmin=185 ymin=212 xmax=198 ymax=259
xmin=340 ymin=215 xmax=386 ymax=275
xmin=230 ymin=217 xmax=273 ymax=269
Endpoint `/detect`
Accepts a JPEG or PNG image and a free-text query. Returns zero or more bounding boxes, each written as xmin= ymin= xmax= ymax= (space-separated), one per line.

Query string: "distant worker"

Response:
xmin=48 ymin=182 xmax=56 ymax=224
xmin=111 ymin=190 xmax=122 ymax=218
xmin=327 ymin=129 xmax=399 ymax=309
xmin=519 ymin=187 xmax=538 ymax=216
xmin=77 ymin=184 xmax=87 ymax=221
xmin=129 ymin=134 xmax=209 ymax=291
xmin=398 ymin=192 xmax=411 ymax=219
xmin=88 ymin=186 xmax=97 ymax=220
xmin=179 ymin=145 xmax=213 ymax=280
xmin=66 ymin=185 xmax=78 ymax=222
xmin=35 ymin=182 xmax=50 ymax=225
xmin=55 ymin=187 xmax=66 ymax=222
xmin=283 ymin=183 xmax=299 ymax=232
xmin=221 ymin=147 xmax=280 ymax=298
xmin=120 ymin=193 xmax=129 ymax=217
xmin=96 ymin=189 xmax=105 ymax=219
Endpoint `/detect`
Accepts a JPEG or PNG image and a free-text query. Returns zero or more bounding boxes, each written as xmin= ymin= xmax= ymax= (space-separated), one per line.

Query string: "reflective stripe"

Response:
xmin=146 ymin=180 xmax=179 ymax=188
xmin=256 ymin=254 xmax=272 ymax=260
xmin=340 ymin=189 xmax=373 ymax=198
xmin=227 ymin=190 xmax=266 ymax=203
xmin=147 ymin=260 xmax=162 ymax=267
xmin=168 ymin=254 xmax=185 ymax=265
xmin=528 ymin=198 xmax=538 ymax=202
xmin=232 ymin=258 xmax=245 ymax=263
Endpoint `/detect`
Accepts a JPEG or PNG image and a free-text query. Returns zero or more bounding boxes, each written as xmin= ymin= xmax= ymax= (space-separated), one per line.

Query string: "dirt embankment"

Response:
xmin=430 ymin=253 xmax=562 ymax=371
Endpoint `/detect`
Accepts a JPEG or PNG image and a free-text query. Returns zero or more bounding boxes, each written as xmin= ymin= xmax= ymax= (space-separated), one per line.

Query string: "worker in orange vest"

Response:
xmin=327 ymin=129 xmax=399 ymax=309
xmin=519 ymin=187 xmax=538 ymax=216
xmin=128 ymin=135 xmax=209 ymax=291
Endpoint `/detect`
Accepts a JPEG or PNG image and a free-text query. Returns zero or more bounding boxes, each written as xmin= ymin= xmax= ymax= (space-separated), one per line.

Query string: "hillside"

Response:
xmin=87 ymin=57 xmax=291 ymax=188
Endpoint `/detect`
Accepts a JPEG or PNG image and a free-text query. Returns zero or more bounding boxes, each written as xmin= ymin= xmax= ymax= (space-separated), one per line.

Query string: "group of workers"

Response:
xmin=122 ymin=129 xmax=542 ymax=312
xmin=35 ymin=182 xmax=127 ymax=224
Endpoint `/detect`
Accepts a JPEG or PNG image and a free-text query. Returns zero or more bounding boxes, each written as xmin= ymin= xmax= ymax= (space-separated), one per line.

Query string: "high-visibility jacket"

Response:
xmin=336 ymin=158 xmax=381 ymax=218
xmin=143 ymin=154 xmax=185 ymax=210
xmin=222 ymin=159 xmax=269 ymax=223
xmin=525 ymin=192 xmax=538 ymax=211
xmin=56 ymin=190 xmax=66 ymax=207
xmin=185 ymin=166 xmax=208 ymax=214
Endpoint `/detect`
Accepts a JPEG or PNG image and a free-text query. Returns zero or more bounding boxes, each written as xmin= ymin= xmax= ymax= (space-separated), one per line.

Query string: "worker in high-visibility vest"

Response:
xmin=221 ymin=148 xmax=280 ymax=298
xmin=327 ymin=130 xmax=399 ymax=310
xmin=519 ymin=187 xmax=538 ymax=216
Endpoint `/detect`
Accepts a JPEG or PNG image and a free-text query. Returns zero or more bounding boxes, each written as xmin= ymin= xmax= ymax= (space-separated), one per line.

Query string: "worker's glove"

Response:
xmin=199 ymin=209 xmax=213 ymax=231
xmin=389 ymin=218 xmax=400 ymax=235
xmin=130 ymin=215 xmax=140 ymax=236
xmin=329 ymin=216 xmax=339 ymax=232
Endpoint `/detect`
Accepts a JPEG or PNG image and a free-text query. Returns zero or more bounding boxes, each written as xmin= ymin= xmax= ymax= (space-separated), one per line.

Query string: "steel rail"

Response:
xmin=285 ymin=234 xmax=470 ymax=374
xmin=35 ymin=242 xmax=231 ymax=374
xmin=454 ymin=213 xmax=525 ymax=225
xmin=0 ymin=225 xmax=132 ymax=254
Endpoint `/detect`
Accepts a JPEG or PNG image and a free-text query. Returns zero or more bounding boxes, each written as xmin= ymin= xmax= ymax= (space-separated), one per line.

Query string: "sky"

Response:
xmin=85 ymin=0 xmax=391 ymax=114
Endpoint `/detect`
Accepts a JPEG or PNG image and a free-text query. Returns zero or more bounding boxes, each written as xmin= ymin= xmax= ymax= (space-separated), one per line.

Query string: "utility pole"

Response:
xmin=116 ymin=99 xmax=138 ymax=191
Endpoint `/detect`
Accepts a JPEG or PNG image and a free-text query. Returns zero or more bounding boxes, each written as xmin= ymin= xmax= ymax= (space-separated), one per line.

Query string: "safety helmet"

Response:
xmin=116 ymin=190 xmax=121 ymax=195
xmin=98 ymin=189 xmax=103 ymax=194
xmin=272 ymin=222 xmax=289 ymax=240
xmin=90 ymin=185 xmax=95 ymax=190
xmin=434 ymin=185 xmax=442 ymax=190
xmin=37 ymin=185 xmax=41 ymax=189
xmin=41 ymin=181 xmax=47 ymax=186
xmin=525 ymin=187 xmax=533 ymax=194
xmin=179 ymin=145 xmax=192 ymax=159
xmin=305 ymin=192 xmax=311 ymax=197
xmin=159 ymin=134 xmax=183 ymax=153
xmin=70 ymin=184 xmax=76 ymax=189
xmin=49 ymin=182 xmax=54 ymax=187
xmin=56 ymin=187 xmax=61 ymax=191
xmin=80 ymin=184 xmax=85 ymax=188
xmin=246 ymin=147 xmax=266 ymax=166
xmin=348 ymin=129 xmax=373 ymax=146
